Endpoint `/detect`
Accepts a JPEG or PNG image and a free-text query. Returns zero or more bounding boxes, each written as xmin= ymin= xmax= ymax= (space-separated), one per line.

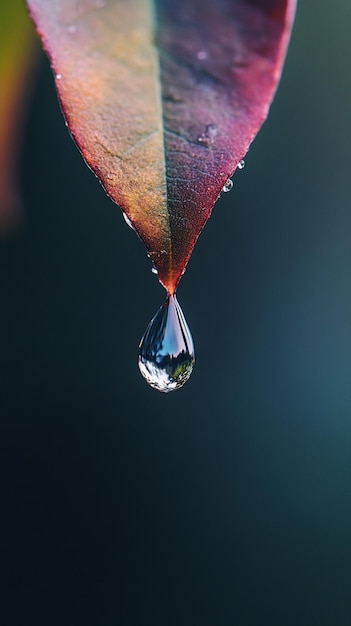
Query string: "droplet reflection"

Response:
xmin=138 ymin=294 xmax=195 ymax=392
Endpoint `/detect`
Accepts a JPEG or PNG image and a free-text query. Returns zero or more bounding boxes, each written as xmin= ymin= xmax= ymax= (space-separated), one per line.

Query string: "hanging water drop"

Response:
xmin=222 ymin=178 xmax=233 ymax=192
xmin=151 ymin=265 xmax=158 ymax=275
xmin=238 ymin=159 xmax=245 ymax=170
xmin=138 ymin=294 xmax=195 ymax=392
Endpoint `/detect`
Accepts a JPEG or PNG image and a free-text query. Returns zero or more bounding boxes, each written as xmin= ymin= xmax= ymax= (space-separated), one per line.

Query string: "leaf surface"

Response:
xmin=26 ymin=0 xmax=296 ymax=293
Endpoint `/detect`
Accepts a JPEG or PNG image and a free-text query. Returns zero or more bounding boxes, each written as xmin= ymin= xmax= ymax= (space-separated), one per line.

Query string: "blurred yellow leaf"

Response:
xmin=0 ymin=0 xmax=37 ymax=234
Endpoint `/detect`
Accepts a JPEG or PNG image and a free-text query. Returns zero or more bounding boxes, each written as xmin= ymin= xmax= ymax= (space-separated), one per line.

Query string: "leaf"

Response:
xmin=26 ymin=0 xmax=296 ymax=294
xmin=0 ymin=0 xmax=37 ymax=234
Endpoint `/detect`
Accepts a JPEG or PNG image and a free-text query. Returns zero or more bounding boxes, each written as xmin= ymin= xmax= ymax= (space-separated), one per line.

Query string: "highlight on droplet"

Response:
xmin=138 ymin=294 xmax=195 ymax=392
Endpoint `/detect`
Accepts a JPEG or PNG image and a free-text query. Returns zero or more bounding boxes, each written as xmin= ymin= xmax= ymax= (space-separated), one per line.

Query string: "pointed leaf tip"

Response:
xmin=26 ymin=0 xmax=296 ymax=293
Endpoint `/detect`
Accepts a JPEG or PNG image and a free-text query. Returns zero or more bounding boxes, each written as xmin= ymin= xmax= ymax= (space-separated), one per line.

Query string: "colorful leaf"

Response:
xmin=26 ymin=0 xmax=296 ymax=294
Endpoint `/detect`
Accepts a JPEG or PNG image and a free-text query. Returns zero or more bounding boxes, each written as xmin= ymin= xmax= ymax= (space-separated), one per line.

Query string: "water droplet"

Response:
xmin=197 ymin=50 xmax=207 ymax=61
xmin=122 ymin=212 xmax=135 ymax=232
xmin=197 ymin=123 xmax=217 ymax=147
xmin=151 ymin=265 xmax=158 ymax=275
xmin=222 ymin=178 xmax=233 ymax=193
xmin=238 ymin=159 xmax=245 ymax=170
xmin=138 ymin=294 xmax=195 ymax=393
xmin=56 ymin=74 xmax=62 ymax=80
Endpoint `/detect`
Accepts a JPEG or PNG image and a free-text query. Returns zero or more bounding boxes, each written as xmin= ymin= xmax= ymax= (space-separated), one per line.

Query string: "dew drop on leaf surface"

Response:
xmin=222 ymin=178 xmax=233 ymax=192
xmin=122 ymin=211 xmax=135 ymax=231
xmin=138 ymin=294 xmax=195 ymax=393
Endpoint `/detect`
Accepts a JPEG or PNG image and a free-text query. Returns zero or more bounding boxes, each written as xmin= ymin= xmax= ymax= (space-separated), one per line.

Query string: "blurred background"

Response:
xmin=1 ymin=1 xmax=351 ymax=624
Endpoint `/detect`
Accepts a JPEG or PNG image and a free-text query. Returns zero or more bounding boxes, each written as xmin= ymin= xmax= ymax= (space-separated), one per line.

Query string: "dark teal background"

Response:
xmin=1 ymin=2 xmax=351 ymax=624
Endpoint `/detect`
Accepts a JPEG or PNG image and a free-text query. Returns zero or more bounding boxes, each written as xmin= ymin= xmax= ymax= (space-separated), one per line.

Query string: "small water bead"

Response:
xmin=122 ymin=212 xmax=136 ymax=232
xmin=56 ymin=74 xmax=62 ymax=80
xmin=238 ymin=159 xmax=245 ymax=170
xmin=138 ymin=294 xmax=195 ymax=392
xmin=197 ymin=123 xmax=217 ymax=147
xmin=222 ymin=178 xmax=233 ymax=192
xmin=197 ymin=50 xmax=208 ymax=61
xmin=151 ymin=265 xmax=158 ymax=275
